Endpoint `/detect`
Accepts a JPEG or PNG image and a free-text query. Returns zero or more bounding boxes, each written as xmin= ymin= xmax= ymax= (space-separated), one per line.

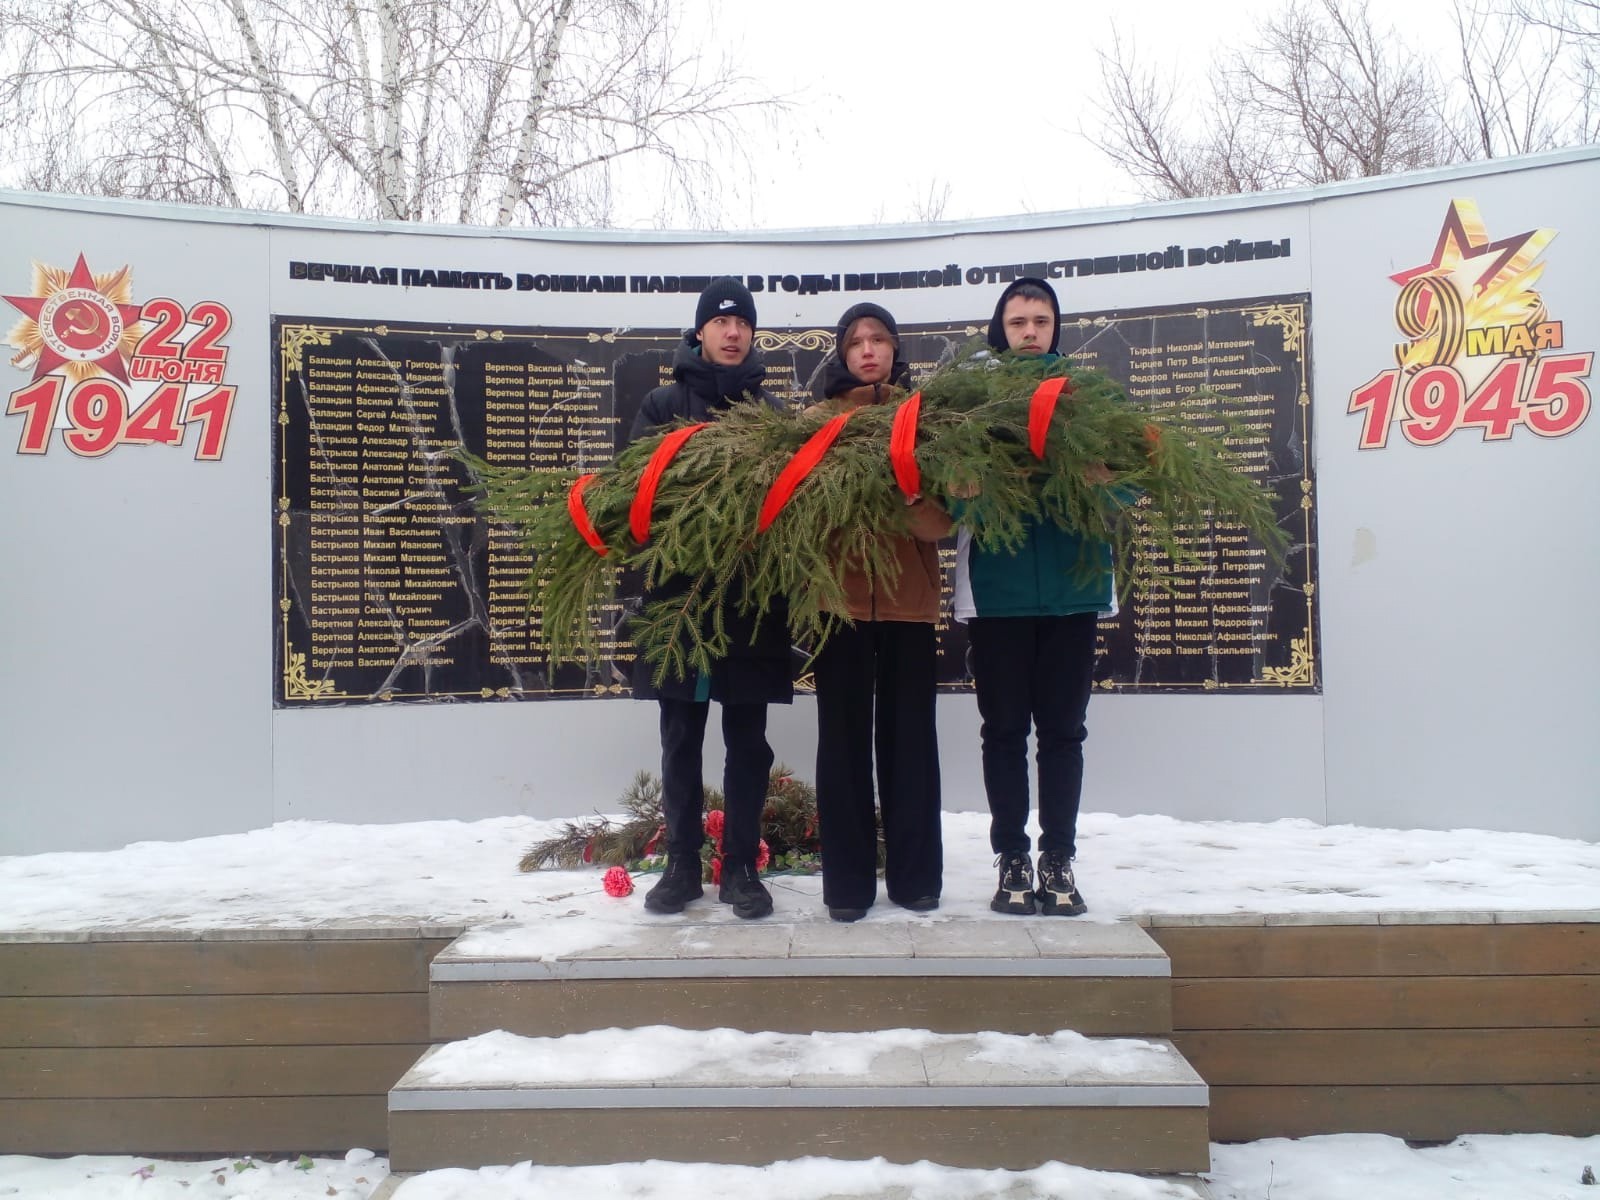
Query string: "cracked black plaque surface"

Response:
xmin=272 ymin=300 xmax=1317 ymax=707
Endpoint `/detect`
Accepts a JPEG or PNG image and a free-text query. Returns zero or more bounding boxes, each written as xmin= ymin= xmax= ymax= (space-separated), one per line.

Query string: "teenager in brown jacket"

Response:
xmin=808 ymin=302 xmax=949 ymax=921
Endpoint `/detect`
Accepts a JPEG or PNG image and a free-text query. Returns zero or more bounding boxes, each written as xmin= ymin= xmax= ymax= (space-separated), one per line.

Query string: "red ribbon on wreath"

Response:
xmin=889 ymin=390 xmax=924 ymax=498
xmin=567 ymin=472 xmax=608 ymax=557
xmin=1028 ymin=375 xmax=1073 ymax=459
xmin=1143 ymin=421 xmax=1163 ymax=462
xmin=630 ymin=422 xmax=708 ymax=543
xmin=757 ymin=408 xmax=859 ymax=532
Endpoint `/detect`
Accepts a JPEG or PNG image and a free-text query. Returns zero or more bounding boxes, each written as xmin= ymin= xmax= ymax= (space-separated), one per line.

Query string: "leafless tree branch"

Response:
xmin=0 ymin=0 xmax=785 ymax=226
xmin=1088 ymin=0 xmax=1596 ymax=200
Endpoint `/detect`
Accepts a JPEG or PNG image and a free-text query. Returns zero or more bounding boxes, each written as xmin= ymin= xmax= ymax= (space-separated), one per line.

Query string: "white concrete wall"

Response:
xmin=3 ymin=148 xmax=1596 ymax=853
xmin=1 ymin=208 xmax=273 ymax=852
xmin=1309 ymin=156 xmax=1600 ymax=838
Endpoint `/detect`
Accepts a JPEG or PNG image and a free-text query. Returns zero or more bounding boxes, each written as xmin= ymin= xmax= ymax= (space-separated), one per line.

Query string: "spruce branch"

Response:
xmin=517 ymin=764 xmax=822 ymax=874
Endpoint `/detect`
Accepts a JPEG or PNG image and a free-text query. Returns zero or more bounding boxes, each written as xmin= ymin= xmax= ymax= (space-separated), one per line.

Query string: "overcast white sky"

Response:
xmin=652 ymin=0 xmax=1477 ymax=230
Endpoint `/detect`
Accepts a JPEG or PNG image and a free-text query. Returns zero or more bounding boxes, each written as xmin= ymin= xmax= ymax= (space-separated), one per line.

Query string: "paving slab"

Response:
xmin=788 ymin=922 xmax=916 ymax=959
xmin=909 ymin=920 xmax=1043 ymax=959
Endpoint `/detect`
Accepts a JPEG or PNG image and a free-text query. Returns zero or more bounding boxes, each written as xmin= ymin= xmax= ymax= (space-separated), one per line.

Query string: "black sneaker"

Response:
xmin=990 ymin=853 xmax=1036 ymax=915
xmin=643 ymin=854 xmax=704 ymax=914
xmin=828 ymin=905 xmax=869 ymax=923
xmin=718 ymin=861 xmax=774 ymax=920
xmin=1036 ymin=851 xmax=1087 ymax=916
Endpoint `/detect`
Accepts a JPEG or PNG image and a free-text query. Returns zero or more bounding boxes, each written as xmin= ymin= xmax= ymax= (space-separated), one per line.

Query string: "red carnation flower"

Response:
xmin=756 ymin=839 xmax=771 ymax=871
xmin=581 ymin=839 xmax=595 ymax=863
xmin=602 ymin=866 xmax=634 ymax=898
xmin=642 ymin=825 xmax=664 ymax=858
xmin=704 ymin=809 xmax=725 ymax=843
xmin=709 ymin=856 xmax=722 ymax=886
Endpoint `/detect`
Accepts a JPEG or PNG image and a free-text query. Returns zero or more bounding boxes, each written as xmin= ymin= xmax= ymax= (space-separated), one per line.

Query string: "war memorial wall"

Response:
xmin=3 ymin=147 xmax=1595 ymax=851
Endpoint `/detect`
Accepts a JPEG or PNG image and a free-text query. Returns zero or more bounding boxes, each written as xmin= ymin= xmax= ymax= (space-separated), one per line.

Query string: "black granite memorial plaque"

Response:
xmin=272 ymin=297 xmax=1316 ymax=706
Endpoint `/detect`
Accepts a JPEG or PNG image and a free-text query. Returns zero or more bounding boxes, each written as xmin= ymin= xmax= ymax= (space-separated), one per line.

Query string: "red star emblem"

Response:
xmin=5 ymin=253 xmax=145 ymax=382
xmin=1390 ymin=199 xmax=1554 ymax=300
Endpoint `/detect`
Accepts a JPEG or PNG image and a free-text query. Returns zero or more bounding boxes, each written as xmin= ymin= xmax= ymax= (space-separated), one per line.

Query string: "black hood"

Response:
xmin=986 ymin=276 xmax=1062 ymax=355
xmin=821 ymin=302 xmax=910 ymax=399
xmin=673 ymin=330 xmax=767 ymax=409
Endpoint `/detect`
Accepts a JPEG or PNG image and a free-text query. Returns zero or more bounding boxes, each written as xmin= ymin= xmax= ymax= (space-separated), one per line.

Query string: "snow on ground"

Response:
xmin=3 ymin=1136 xmax=1600 ymax=1199
xmin=2 ymin=810 xmax=1597 ymax=938
xmin=3 ymin=814 xmax=1596 ymax=1197
xmin=1209 ymin=1134 xmax=1600 ymax=1199
xmin=0 ymin=1149 xmax=383 ymax=1199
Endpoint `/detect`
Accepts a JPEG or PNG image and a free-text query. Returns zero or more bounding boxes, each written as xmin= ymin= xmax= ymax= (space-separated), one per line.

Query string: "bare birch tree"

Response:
xmin=0 ymin=0 xmax=778 ymax=226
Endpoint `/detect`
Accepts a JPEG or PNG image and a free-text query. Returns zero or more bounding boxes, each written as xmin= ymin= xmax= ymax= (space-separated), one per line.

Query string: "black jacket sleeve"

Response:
xmin=630 ymin=389 xmax=668 ymax=443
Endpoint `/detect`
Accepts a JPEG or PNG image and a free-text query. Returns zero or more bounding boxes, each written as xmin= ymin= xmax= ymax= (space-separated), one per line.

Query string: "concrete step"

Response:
xmin=430 ymin=918 xmax=1173 ymax=1039
xmin=388 ymin=1025 xmax=1210 ymax=1175
xmin=371 ymin=1169 xmax=1217 ymax=1198
xmin=371 ymin=1171 xmax=1209 ymax=1196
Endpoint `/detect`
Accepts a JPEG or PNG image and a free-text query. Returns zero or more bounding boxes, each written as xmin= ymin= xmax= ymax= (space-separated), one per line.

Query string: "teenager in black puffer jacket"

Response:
xmin=628 ymin=278 xmax=793 ymax=920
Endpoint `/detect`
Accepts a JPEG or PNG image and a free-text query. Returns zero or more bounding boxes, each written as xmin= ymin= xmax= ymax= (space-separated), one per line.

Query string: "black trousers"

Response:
xmin=658 ymin=698 xmax=773 ymax=869
xmin=813 ymin=620 xmax=943 ymax=908
xmin=968 ymin=612 xmax=1098 ymax=859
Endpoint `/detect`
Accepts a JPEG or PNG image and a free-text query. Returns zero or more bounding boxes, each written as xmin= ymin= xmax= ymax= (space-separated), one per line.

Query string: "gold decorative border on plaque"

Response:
xmin=1245 ymin=302 xmax=1307 ymax=359
xmin=1261 ymin=636 xmax=1315 ymax=687
xmin=277 ymin=594 xmax=351 ymax=702
xmin=1249 ymin=300 xmax=1316 ymax=690
xmin=1248 ymin=300 xmax=1315 ymax=691
xmin=283 ymin=649 xmax=344 ymax=701
xmin=280 ymin=326 xmax=334 ymax=375
xmin=755 ymin=329 xmax=832 ymax=352
xmin=276 ymin=323 xmax=361 ymax=704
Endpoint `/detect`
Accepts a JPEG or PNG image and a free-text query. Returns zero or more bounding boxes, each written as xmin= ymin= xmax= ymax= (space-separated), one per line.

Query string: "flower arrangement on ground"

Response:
xmin=519 ymin=766 xmax=825 ymax=882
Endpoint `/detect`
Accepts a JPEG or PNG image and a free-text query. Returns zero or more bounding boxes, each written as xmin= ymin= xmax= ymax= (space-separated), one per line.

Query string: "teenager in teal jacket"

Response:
xmin=953 ymin=276 xmax=1110 ymax=917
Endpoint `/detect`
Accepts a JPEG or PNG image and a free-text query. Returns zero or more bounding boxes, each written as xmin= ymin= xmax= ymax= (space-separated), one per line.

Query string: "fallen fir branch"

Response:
xmin=467 ymin=346 xmax=1288 ymax=684
xmin=519 ymin=766 xmax=825 ymax=882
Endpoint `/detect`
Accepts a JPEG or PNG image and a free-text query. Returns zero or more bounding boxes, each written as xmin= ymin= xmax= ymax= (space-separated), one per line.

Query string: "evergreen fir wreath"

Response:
xmin=469 ymin=346 xmax=1287 ymax=686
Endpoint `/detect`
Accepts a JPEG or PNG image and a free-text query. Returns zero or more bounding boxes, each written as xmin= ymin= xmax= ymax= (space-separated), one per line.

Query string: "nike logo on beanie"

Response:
xmin=694 ymin=276 xmax=758 ymax=331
